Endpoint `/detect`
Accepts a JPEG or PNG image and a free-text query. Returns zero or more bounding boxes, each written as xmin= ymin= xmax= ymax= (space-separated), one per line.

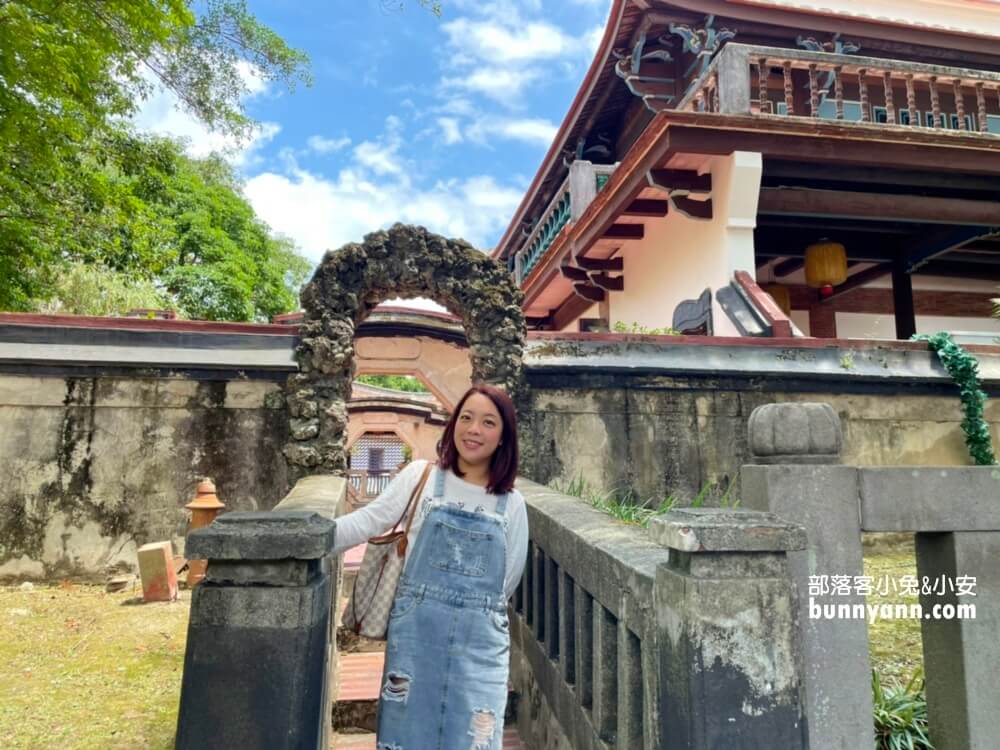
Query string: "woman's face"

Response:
xmin=454 ymin=392 xmax=503 ymax=467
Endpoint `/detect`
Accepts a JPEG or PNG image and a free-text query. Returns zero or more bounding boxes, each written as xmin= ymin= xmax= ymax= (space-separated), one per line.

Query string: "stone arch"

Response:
xmin=284 ymin=224 xmax=526 ymax=482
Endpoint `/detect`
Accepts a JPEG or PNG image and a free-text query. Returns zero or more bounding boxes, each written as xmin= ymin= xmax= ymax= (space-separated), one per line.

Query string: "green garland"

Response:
xmin=912 ymin=332 xmax=997 ymax=465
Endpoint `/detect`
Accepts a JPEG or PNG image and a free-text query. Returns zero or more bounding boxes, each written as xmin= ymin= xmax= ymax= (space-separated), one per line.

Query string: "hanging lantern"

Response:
xmin=762 ymin=284 xmax=792 ymax=316
xmin=804 ymin=240 xmax=848 ymax=297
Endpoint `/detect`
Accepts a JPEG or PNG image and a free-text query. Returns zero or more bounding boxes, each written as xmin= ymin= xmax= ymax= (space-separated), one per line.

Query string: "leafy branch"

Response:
xmin=912 ymin=332 xmax=997 ymax=466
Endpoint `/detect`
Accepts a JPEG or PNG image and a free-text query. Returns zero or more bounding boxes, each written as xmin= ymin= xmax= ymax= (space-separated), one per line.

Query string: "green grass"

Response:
xmin=864 ymin=538 xmax=931 ymax=747
xmin=0 ymin=582 xmax=190 ymax=750
xmin=863 ymin=539 xmax=924 ymax=684
xmin=873 ymin=668 xmax=932 ymax=750
xmin=550 ymin=473 xmax=740 ymax=527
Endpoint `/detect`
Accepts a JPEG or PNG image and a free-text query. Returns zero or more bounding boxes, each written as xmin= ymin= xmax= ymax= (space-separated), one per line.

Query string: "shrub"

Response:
xmin=872 ymin=668 xmax=933 ymax=750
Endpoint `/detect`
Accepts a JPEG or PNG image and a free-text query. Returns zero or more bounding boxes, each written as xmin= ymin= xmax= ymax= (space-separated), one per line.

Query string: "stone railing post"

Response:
xmin=716 ymin=44 xmax=753 ymax=114
xmin=741 ymin=402 xmax=870 ymax=750
xmin=859 ymin=467 xmax=1000 ymax=750
xmin=915 ymin=528 xmax=999 ymax=750
xmin=649 ymin=508 xmax=809 ymax=749
xmin=568 ymin=159 xmax=598 ymax=221
xmin=175 ymin=510 xmax=337 ymax=750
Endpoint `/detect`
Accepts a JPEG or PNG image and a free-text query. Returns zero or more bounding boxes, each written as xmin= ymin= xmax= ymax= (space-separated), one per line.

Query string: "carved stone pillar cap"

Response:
xmin=649 ymin=508 xmax=807 ymax=552
xmin=186 ymin=511 xmax=336 ymax=561
xmin=748 ymin=402 xmax=842 ymax=464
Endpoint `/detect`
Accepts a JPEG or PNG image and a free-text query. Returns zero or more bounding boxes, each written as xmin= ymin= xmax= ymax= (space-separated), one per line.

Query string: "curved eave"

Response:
xmin=728 ymin=0 xmax=1000 ymax=40
xmin=491 ymin=0 xmax=630 ymax=261
xmin=495 ymin=0 xmax=1000 ymax=264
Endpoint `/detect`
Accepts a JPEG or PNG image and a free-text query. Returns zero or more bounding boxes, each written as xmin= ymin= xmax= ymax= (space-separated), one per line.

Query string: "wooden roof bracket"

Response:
xmin=646 ymin=168 xmax=714 ymax=220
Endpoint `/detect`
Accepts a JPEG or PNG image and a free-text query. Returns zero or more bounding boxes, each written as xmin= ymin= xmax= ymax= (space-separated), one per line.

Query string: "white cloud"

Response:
xmin=245 ymin=167 xmax=521 ymax=260
xmin=441 ymin=67 xmax=540 ymax=104
xmin=442 ymin=18 xmax=583 ymax=65
xmin=464 ymin=116 xmax=557 ymax=147
xmin=306 ymin=135 xmax=351 ymax=154
xmin=584 ymin=23 xmax=605 ymax=58
xmin=436 ymin=5 xmax=601 ymax=108
xmin=437 ymin=117 xmax=463 ymax=145
xmin=243 ymin=118 xmax=523 ymax=261
xmin=352 ymin=115 xmax=407 ymax=177
xmin=494 ymin=118 xmax=558 ymax=146
xmin=132 ymin=64 xmax=279 ymax=165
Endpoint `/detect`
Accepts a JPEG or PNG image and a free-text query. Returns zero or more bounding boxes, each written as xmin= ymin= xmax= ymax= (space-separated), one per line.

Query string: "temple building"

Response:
xmin=493 ymin=0 xmax=1000 ymax=342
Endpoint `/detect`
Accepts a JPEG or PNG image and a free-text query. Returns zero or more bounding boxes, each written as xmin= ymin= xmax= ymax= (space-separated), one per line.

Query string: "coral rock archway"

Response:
xmin=284 ymin=224 xmax=526 ymax=483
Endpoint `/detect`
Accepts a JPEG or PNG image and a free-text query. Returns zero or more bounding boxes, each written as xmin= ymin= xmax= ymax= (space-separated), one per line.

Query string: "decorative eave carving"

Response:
xmin=669 ymin=14 xmax=737 ymax=80
xmin=613 ymin=19 xmax=676 ymax=112
xmin=795 ymin=33 xmax=861 ymax=96
xmin=646 ymin=168 xmax=714 ymax=220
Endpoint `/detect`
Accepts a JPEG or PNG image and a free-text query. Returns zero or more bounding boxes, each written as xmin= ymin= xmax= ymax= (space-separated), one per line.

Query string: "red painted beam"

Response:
xmin=602 ymin=223 xmax=645 ymax=240
xmin=575 ymin=256 xmax=624 ymax=272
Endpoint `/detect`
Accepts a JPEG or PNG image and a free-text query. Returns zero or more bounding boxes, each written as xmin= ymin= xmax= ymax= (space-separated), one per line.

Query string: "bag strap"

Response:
xmin=396 ymin=462 xmax=433 ymax=556
xmin=368 ymin=461 xmax=433 ymax=544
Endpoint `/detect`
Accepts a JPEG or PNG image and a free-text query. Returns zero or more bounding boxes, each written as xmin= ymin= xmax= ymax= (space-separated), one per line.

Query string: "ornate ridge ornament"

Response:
xmin=613 ymin=26 xmax=676 ymax=111
xmin=668 ymin=14 xmax=737 ymax=80
xmin=796 ymin=33 xmax=861 ymax=56
xmin=796 ymin=33 xmax=862 ymax=96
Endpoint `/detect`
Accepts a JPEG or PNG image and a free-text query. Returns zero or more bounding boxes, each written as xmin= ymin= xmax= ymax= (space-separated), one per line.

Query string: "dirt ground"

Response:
xmin=0 ymin=581 xmax=189 ymax=750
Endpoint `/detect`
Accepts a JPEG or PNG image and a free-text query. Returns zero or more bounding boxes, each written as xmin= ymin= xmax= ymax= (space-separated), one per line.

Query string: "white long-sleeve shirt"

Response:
xmin=333 ymin=460 xmax=529 ymax=599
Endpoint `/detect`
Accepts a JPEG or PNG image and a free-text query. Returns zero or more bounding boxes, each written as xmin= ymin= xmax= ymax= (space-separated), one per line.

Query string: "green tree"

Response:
xmin=35 ymin=133 xmax=311 ymax=322
xmin=355 ymin=375 xmax=431 ymax=393
xmin=37 ymin=262 xmax=172 ymax=317
xmin=0 ymin=0 xmax=310 ymax=310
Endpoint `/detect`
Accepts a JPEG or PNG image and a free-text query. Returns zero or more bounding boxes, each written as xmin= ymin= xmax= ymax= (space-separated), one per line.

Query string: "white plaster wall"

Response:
xmin=609 ymin=152 xmax=762 ymax=336
xmin=836 ymin=312 xmax=1000 ymax=340
xmin=790 ymin=310 xmax=812 ymax=335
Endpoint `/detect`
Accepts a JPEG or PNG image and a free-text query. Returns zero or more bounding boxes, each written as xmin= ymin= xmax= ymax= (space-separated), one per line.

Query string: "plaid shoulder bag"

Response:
xmin=342 ymin=461 xmax=433 ymax=640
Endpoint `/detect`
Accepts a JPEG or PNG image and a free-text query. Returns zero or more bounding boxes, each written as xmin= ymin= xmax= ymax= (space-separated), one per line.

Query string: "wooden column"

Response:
xmin=892 ymin=261 xmax=916 ymax=340
xmin=808 ymin=301 xmax=837 ymax=338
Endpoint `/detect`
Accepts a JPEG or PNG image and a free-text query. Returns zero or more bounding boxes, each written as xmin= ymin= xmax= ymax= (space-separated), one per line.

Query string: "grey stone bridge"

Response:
xmin=175 ymin=403 xmax=1000 ymax=750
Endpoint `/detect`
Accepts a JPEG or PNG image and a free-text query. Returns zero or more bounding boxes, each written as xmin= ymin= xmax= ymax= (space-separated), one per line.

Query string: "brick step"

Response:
xmin=333 ymin=728 xmax=526 ymax=749
xmin=336 ymin=650 xmax=516 ymax=704
xmin=337 ymin=651 xmax=386 ymax=702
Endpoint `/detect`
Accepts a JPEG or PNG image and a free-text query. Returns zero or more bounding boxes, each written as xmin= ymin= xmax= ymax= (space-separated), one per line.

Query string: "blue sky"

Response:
xmin=135 ymin=0 xmax=612 ymax=264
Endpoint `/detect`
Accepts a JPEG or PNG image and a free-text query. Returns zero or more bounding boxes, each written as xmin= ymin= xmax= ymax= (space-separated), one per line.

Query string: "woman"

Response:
xmin=333 ymin=383 xmax=529 ymax=749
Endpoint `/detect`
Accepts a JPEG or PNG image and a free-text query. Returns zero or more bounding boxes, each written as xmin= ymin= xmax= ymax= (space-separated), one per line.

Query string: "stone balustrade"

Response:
xmin=173 ymin=400 xmax=1000 ymax=749
xmin=511 ymin=160 xmax=618 ymax=285
xmin=175 ymin=475 xmax=347 ymax=750
xmin=743 ymin=402 xmax=1000 ymax=750
xmin=681 ymin=42 xmax=1000 ymax=135
xmin=511 ymin=480 xmax=808 ymax=749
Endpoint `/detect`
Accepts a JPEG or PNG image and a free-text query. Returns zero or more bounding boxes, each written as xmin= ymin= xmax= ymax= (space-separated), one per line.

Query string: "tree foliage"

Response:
xmin=0 ymin=0 xmax=311 ymax=316
xmin=36 ymin=262 xmax=172 ymax=317
xmin=355 ymin=374 xmax=431 ymax=393
xmin=35 ymin=134 xmax=312 ymax=321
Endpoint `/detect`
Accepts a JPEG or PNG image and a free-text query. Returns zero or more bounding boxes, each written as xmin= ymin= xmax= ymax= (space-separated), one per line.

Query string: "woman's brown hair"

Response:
xmin=437 ymin=384 xmax=519 ymax=494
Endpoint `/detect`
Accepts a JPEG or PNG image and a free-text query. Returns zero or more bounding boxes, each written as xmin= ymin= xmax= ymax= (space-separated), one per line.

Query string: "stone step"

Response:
xmin=333 ymin=728 xmax=526 ymax=749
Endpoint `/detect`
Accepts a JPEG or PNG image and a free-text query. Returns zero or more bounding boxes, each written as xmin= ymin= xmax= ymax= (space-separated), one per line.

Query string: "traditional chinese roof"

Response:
xmin=493 ymin=0 xmax=1000 ymax=266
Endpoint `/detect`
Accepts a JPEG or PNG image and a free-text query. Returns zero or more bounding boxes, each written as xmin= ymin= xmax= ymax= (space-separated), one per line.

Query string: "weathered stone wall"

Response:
xmin=0 ymin=374 xmax=289 ymax=579
xmin=521 ymin=337 xmax=1000 ymax=504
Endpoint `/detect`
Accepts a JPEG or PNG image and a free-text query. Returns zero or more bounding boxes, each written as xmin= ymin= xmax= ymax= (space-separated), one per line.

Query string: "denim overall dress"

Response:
xmin=376 ymin=466 xmax=510 ymax=750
